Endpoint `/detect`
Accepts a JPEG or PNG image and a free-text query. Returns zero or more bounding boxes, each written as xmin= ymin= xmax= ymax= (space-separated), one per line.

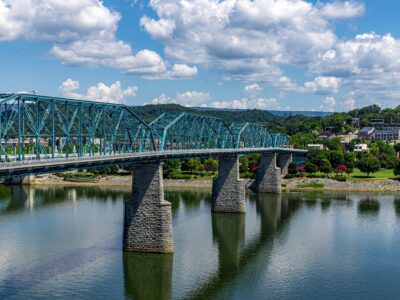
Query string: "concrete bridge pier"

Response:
xmin=123 ymin=162 xmax=174 ymax=253
xmin=279 ymin=153 xmax=292 ymax=175
xmin=212 ymin=156 xmax=246 ymax=213
xmin=254 ymin=153 xmax=282 ymax=193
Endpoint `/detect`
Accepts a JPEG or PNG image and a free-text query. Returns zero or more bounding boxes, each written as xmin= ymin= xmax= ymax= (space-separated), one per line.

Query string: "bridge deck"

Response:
xmin=0 ymin=148 xmax=306 ymax=178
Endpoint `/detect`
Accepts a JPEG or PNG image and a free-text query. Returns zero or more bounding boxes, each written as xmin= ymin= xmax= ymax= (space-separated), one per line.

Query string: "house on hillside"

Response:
xmin=354 ymin=144 xmax=369 ymax=153
xmin=358 ymin=127 xmax=375 ymax=141
xmin=375 ymin=127 xmax=400 ymax=141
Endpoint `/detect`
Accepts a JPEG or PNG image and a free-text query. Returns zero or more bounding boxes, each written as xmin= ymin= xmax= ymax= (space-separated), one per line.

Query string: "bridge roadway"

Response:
xmin=0 ymin=147 xmax=306 ymax=178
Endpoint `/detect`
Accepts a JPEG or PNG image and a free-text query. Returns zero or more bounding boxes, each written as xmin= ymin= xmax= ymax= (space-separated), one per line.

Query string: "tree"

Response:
xmin=329 ymin=150 xmax=344 ymax=168
xmin=357 ymin=156 xmax=380 ymax=177
xmin=320 ymin=159 xmax=332 ymax=175
xmin=306 ymin=148 xmax=328 ymax=167
xmin=204 ymin=157 xmax=218 ymax=172
xmin=304 ymin=162 xmax=317 ymax=174
xmin=344 ymin=152 xmax=356 ymax=169
xmin=324 ymin=138 xmax=342 ymax=151
xmin=345 ymin=167 xmax=354 ymax=178
xmin=394 ymin=143 xmax=400 ymax=153
xmin=182 ymin=158 xmax=201 ymax=173
xmin=394 ymin=161 xmax=400 ymax=176
xmin=239 ymin=156 xmax=249 ymax=173
xmin=288 ymin=162 xmax=298 ymax=175
xmin=163 ymin=159 xmax=181 ymax=177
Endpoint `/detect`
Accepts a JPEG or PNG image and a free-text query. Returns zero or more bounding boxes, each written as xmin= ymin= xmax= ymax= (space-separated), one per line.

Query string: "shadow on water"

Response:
xmin=358 ymin=197 xmax=380 ymax=216
xmin=123 ymin=252 xmax=173 ymax=300
xmin=0 ymin=185 xmax=131 ymax=215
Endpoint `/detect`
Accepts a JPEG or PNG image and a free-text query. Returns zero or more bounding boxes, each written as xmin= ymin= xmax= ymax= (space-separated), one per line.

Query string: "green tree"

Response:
xmin=329 ymin=150 xmax=344 ymax=168
xmin=306 ymin=148 xmax=328 ymax=167
xmin=344 ymin=152 xmax=356 ymax=169
xmin=182 ymin=158 xmax=201 ymax=173
xmin=320 ymin=159 xmax=332 ymax=176
xmin=357 ymin=156 xmax=381 ymax=176
xmin=239 ymin=156 xmax=249 ymax=173
xmin=394 ymin=161 xmax=400 ymax=176
xmin=324 ymin=138 xmax=342 ymax=151
xmin=304 ymin=162 xmax=317 ymax=174
xmin=163 ymin=159 xmax=181 ymax=177
xmin=345 ymin=167 xmax=354 ymax=178
xmin=204 ymin=157 xmax=218 ymax=172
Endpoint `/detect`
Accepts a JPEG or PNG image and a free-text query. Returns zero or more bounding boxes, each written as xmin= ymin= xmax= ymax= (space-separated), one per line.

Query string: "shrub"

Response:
xmin=297 ymin=166 xmax=305 ymax=173
xmin=288 ymin=162 xmax=297 ymax=175
xmin=296 ymin=183 xmax=325 ymax=189
xmin=333 ymin=174 xmax=347 ymax=182
xmin=170 ymin=173 xmax=192 ymax=180
xmin=320 ymin=159 xmax=332 ymax=175
xmin=284 ymin=174 xmax=296 ymax=179
xmin=304 ymin=162 xmax=317 ymax=174
xmin=241 ymin=172 xmax=256 ymax=179
xmin=336 ymin=164 xmax=347 ymax=174
xmin=306 ymin=173 xmax=326 ymax=178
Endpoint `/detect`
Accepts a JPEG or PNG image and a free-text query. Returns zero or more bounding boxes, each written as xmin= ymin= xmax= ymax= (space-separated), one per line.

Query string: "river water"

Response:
xmin=1 ymin=185 xmax=400 ymax=299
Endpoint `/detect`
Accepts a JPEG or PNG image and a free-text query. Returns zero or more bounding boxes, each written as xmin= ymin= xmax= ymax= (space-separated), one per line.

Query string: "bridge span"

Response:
xmin=0 ymin=93 xmax=306 ymax=253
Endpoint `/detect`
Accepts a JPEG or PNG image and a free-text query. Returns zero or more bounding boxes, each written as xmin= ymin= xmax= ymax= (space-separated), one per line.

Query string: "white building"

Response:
xmin=354 ymin=144 xmax=369 ymax=153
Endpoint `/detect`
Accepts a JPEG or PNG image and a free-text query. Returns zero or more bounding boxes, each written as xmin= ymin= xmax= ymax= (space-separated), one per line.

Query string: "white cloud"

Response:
xmin=301 ymin=76 xmax=340 ymax=94
xmin=320 ymin=96 xmax=336 ymax=112
xmin=143 ymin=64 xmax=198 ymax=80
xmin=209 ymin=98 xmax=280 ymax=110
xmin=319 ymin=1 xmax=365 ymax=19
xmin=150 ymin=91 xmax=210 ymax=106
xmin=0 ymin=0 xmax=168 ymax=76
xmin=59 ymin=79 xmax=137 ymax=104
xmin=141 ymin=0 xmax=364 ymax=86
xmin=243 ymin=83 xmax=263 ymax=94
xmin=140 ymin=15 xmax=175 ymax=40
xmin=311 ymin=32 xmax=400 ymax=104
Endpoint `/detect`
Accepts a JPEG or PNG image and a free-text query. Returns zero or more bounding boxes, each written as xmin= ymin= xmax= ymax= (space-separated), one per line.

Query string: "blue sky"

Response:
xmin=0 ymin=0 xmax=399 ymax=112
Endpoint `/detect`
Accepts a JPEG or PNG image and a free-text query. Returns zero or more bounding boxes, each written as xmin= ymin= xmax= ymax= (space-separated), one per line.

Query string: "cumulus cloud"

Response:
xmin=0 ymin=0 xmax=169 ymax=77
xmin=150 ymin=91 xmax=210 ymax=106
xmin=318 ymin=1 xmax=365 ymax=19
xmin=143 ymin=64 xmax=198 ymax=80
xmin=243 ymin=83 xmax=263 ymax=94
xmin=59 ymin=78 xmax=138 ymax=104
xmin=311 ymin=32 xmax=400 ymax=104
xmin=141 ymin=0 xmax=364 ymax=86
xmin=209 ymin=98 xmax=281 ymax=110
xmin=300 ymin=76 xmax=340 ymax=94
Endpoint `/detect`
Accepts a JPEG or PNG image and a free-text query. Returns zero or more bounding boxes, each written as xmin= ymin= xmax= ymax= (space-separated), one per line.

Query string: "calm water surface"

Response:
xmin=1 ymin=186 xmax=400 ymax=299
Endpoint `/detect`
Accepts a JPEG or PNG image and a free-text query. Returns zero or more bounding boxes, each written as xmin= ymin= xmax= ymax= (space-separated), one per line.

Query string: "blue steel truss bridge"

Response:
xmin=0 ymin=93 xmax=305 ymax=177
xmin=0 ymin=93 xmax=307 ymax=254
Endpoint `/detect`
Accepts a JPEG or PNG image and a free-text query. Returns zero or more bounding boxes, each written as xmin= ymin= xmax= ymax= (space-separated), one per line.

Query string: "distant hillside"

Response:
xmin=130 ymin=104 xmax=280 ymax=125
xmin=269 ymin=110 xmax=332 ymax=117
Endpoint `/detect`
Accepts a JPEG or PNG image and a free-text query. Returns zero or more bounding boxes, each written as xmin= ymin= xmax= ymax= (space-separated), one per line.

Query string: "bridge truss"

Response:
xmin=0 ymin=93 xmax=290 ymax=162
xmin=0 ymin=94 xmax=154 ymax=161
